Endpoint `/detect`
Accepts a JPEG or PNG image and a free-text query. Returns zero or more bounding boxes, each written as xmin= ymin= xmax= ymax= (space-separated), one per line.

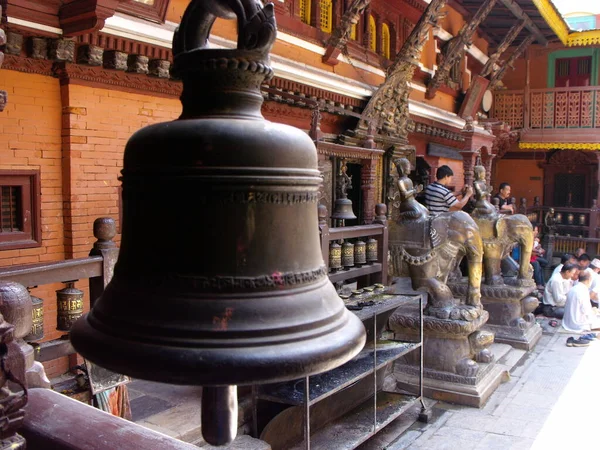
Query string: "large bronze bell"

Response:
xmin=70 ymin=0 xmax=365 ymax=446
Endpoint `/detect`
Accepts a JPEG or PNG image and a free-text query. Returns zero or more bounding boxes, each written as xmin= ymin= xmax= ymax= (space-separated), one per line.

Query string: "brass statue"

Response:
xmin=544 ymin=208 xmax=556 ymax=235
xmin=470 ymin=166 xmax=534 ymax=286
xmin=394 ymin=158 xmax=428 ymax=222
xmin=337 ymin=160 xmax=353 ymax=199
xmin=472 ymin=165 xmax=496 ymax=219
xmin=389 ymin=159 xmax=484 ymax=321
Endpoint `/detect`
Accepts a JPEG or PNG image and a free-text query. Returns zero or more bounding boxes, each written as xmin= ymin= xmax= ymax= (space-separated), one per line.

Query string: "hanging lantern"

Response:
xmin=70 ymin=1 xmax=365 ymax=446
xmin=25 ymin=294 xmax=44 ymax=342
xmin=366 ymin=237 xmax=378 ymax=263
xmin=354 ymin=239 xmax=366 ymax=265
xmin=56 ymin=282 xmax=83 ymax=332
xmin=342 ymin=241 xmax=355 ymax=268
xmin=329 ymin=241 xmax=342 ymax=270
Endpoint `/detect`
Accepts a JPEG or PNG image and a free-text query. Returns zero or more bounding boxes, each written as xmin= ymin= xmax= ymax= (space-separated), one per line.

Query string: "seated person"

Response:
xmin=530 ymin=226 xmax=548 ymax=289
xmin=552 ymin=253 xmax=578 ymax=277
xmin=562 ymin=270 xmax=600 ymax=333
xmin=575 ymin=248 xmax=586 ymax=258
xmin=493 ymin=183 xmax=514 ymax=214
xmin=587 ymin=258 xmax=600 ymax=306
xmin=542 ymin=263 xmax=578 ymax=319
xmin=578 ymin=253 xmax=591 ymax=270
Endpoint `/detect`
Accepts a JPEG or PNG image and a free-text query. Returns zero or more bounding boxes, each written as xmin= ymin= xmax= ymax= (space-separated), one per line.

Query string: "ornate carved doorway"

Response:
xmin=543 ymin=150 xmax=598 ymax=208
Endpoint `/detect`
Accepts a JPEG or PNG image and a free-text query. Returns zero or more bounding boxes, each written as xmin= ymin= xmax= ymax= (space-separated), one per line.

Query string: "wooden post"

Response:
xmin=373 ymin=204 xmax=388 ymax=285
xmin=88 ymin=218 xmax=119 ymax=308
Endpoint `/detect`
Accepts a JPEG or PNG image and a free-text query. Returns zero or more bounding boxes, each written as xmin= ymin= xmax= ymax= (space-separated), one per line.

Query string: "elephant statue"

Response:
xmin=388 ymin=160 xmax=484 ymax=322
xmin=472 ymin=166 xmax=534 ymax=287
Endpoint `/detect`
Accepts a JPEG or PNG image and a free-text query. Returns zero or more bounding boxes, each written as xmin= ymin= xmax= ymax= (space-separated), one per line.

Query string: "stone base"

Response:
xmin=485 ymin=322 xmax=542 ymax=351
xmin=393 ymin=360 xmax=508 ymax=408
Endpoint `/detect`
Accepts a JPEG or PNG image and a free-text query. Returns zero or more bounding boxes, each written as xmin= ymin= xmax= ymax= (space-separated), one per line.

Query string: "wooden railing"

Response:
xmin=494 ymin=86 xmax=600 ymax=130
xmin=0 ymin=218 xmax=118 ymax=366
xmin=318 ymin=204 xmax=388 ymax=287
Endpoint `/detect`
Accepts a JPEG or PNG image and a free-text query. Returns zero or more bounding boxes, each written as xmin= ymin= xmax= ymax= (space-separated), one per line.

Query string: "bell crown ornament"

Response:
xmin=71 ymin=0 xmax=365 ymax=445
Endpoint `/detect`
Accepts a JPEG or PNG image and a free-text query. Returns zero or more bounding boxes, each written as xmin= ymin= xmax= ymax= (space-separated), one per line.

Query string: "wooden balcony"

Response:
xmin=493 ymin=86 xmax=600 ymax=143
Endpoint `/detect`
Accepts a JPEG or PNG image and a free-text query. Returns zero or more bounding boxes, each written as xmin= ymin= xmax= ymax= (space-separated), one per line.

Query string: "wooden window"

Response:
xmin=320 ymin=0 xmax=333 ymax=33
xmin=350 ymin=22 xmax=357 ymax=40
xmin=118 ymin=0 xmax=169 ymax=24
xmin=555 ymin=56 xmax=592 ymax=87
xmin=0 ymin=171 xmax=41 ymax=250
xmin=382 ymin=23 xmax=391 ymax=59
xmin=368 ymin=15 xmax=376 ymax=52
xmin=299 ymin=0 xmax=311 ymax=25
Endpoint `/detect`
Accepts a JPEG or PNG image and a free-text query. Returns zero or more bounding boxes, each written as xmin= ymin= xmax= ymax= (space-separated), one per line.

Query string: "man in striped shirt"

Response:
xmin=424 ymin=165 xmax=473 ymax=215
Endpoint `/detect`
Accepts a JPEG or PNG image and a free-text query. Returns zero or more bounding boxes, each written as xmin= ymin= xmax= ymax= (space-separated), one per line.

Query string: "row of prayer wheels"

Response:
xmin=24 ymin=281 xmax=84 ymax=343
xmin=329 ymin=238 xmax=378 ymax=270
xmin=553 ymin=212 xmax=586 ymax=226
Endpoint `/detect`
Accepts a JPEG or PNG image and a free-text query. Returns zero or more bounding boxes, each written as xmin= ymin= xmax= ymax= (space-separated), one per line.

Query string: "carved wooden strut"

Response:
xmin=323 ymin=0 xmax=372 ymax=65
xmin=426 ymin=0 xmax=498 ymax=100
xmin=480 ymin=20 xmax=525 ymax=78
xmin=489 ymin=34 xmax=535 ymax=90
xmin=357 ymin=0 xmax=448 ymax=140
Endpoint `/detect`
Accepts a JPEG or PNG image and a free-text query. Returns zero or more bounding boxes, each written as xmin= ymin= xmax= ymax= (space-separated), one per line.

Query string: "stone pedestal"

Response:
xmin=389 ymin=299 xmax=506 ymax=408
xmin=448 ymin=278 xmax=542 ymax=351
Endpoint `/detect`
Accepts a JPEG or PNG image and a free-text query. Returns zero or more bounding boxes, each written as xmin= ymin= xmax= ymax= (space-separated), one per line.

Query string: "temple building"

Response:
xmin=0 ymin=0 xmax=599 ymax=443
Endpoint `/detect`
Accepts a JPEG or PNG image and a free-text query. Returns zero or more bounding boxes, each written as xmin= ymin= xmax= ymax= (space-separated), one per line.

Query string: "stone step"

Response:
xmin=492 ymin=343 xmax=527 ymax=373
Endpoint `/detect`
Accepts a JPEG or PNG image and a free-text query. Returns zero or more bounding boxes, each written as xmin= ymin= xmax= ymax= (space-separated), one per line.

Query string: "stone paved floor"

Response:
xmin=128 ymin=317 xmax=599 ymax=449
xmin=380 ymin=324 xmax=600 ymax=450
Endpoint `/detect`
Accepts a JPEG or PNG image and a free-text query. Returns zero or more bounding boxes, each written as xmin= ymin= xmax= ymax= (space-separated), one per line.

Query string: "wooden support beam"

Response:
xmin=490 ymin=34 xmax=535 ymax=90
xmin=426 ymin=0 xmax=499 ymax=99
xmin=498 ymin=0 xmax=548 ymax=46
xmin=322 ymin=0 xmax=372 ymax=65
xmin=481 ymin=19 xmax=525 ymax=78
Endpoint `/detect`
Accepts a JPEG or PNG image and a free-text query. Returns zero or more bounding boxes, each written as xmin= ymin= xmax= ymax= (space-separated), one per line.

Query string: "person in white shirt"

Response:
xmin=552 ymin=254 xmax=578 ymax=277
xmin=543 ymin=263 xmax=578 ymax=318
xmin=586 ymin=258 xmax=600 ymax=305
xmin=563 ymin=270 xmax=600 ymax=333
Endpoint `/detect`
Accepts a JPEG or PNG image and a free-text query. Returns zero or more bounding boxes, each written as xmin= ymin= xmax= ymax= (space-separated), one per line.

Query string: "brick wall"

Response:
xmin=0 ymin=69 xmax=182 ymax=378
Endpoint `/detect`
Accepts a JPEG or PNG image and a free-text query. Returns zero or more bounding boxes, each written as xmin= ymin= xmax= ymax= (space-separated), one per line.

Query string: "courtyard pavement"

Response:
xmin=375 ymin=323 xmax=600 ymax=450
xmin=128 ymin=318 xmax=600 ymax=449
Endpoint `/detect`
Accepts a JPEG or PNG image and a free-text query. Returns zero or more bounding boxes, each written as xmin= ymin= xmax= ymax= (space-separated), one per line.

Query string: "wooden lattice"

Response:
xmin=568 ymin=91 xmax=581 ymax=128
xmin=596 ymin=91 xmax=600 ymax=128
xmin=320 ymin=0 xmax=333 ymax=32
xmin=530 ymin=92 xmax=543 ymax=128
xmin=511 ymin=94 xmax=524 ymax=129
xmin=581 ymin=91 xmax=593 ymax=128
xmin=555 ymin=92 xmax=568 ymax=128
xmin=543 ymin=92 xmax=554 ymax=128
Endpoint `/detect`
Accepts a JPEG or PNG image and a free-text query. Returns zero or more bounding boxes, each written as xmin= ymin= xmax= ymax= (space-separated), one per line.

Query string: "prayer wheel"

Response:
xmin=342 ymin=241 xmax=355 ymax=268
xmin=329 ymin=241 xmax=342 ymax=270
xmin=56 ymin=282 xmax=83 ymax=332
xmin=25 ymin=294 xmax=44 ymax=342
xmin=70 ymin=1 xmax=365 ymax=446
xmin=366 ymin=237 xmax=378 ymax=263
xmin=354 ymin=239 xmax=366 ymax=265
xmin=567 ymin=213 xmax=574 ymax=225
xmin=579 ymin=214 xmax=586 ymax=226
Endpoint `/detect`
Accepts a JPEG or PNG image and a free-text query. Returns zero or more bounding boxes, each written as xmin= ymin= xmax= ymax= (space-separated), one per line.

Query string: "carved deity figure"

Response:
xmin=472 ymin=165 xmax=496 ymax=219
xmin=544 ymin=208 xmax=556 ymax=235
xmin=336 ymin=161 xmax=352 ymax=199
xmin=395 ymin=158 xmax=428 ymax=222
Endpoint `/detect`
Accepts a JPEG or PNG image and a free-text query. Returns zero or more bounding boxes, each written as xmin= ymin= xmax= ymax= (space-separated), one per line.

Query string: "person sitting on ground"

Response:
xmin=578 ymin=253 xmax=591 ymax=270
xmin=424 ymin=165 xmax=473 ymax=215
xmin=542 ymin=263 xmax=579 ymax=319
xmin=552 ymin=253 xmax=578 ymax=277
xmin=493 ymin=182 xmax=514 ymax=214
xmin=531 ymin=226 xmax=548 ymax=289
xmin=563 ymin=270 xmax=600 ymax=338
xmin=585 ymin=258 xmax=600 ymax=306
